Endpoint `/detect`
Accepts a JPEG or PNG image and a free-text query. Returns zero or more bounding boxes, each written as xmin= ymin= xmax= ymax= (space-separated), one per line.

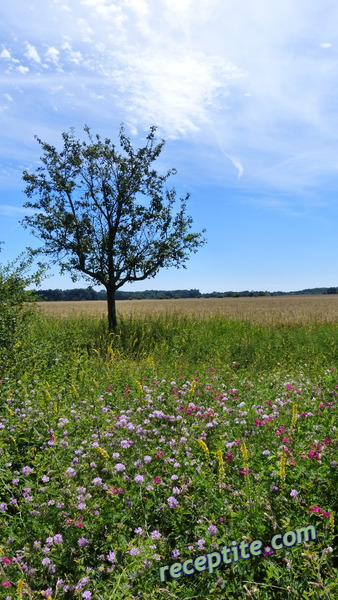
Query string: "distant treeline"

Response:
xmin=32 ymin=286 xmax=338 ymax=301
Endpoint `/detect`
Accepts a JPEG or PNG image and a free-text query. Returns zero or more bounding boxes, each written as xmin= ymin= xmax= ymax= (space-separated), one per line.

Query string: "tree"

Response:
xmin=0 ymin=245 xmax=45 ymax=367
xmin=21 ymin=125 xmax=206 ymax=330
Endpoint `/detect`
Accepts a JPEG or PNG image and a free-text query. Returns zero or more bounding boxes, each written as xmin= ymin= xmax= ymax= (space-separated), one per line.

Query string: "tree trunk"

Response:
xmin=106 ymin=284 xmax=117 ymax=332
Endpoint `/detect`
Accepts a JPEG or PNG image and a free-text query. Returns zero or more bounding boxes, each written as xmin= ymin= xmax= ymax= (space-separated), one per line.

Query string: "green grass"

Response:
xmin=0 ymin=311 xmax=337 ymax=599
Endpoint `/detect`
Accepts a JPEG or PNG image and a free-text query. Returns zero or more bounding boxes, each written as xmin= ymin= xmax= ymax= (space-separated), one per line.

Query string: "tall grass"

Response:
xmin=1 ymin=309 xmax=337 ymax=599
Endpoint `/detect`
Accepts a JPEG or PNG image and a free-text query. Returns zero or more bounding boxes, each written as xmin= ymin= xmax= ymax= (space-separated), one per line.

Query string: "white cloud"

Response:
xmin=0 ymin=204 xmax=36 ymax=217
xmin=3 ymin=93 xmax=13 ymax=101
xmin=0 ymin=48 xmax=12 ymax=60
xmin=319 ymin=42 xmax=332 ymax=48
xmin=25 ymin=42 xmax=41 ymax=63
xmin=45 ymin=46 xmax=60 ymax=64
xmin=227 ymin=155 xmax=244 ymax=179
xmin=17 ymin=65 xmax=30 ymax=74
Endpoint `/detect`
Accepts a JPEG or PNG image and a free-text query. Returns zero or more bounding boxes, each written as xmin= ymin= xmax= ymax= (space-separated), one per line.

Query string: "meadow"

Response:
xmin=0 ymin=296 xmax=337 ymax=599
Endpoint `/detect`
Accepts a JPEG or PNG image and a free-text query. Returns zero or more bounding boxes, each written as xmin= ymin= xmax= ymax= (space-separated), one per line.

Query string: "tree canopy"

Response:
xmin=21 ymin=124 xmax=206 ymax=329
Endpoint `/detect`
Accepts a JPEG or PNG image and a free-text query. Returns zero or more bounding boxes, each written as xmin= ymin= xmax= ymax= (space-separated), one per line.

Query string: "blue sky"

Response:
xmin=1 ymin=0 xmax=338 ymax=293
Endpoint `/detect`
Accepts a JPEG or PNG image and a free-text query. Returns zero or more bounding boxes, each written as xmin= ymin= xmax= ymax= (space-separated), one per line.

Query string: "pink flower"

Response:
xmin=1 ymin=581 xmax=12 ymax=587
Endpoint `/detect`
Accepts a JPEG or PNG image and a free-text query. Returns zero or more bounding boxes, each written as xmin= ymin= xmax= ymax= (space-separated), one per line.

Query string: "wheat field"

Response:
xmin=35 ymin=294 xmax=338 ymax=324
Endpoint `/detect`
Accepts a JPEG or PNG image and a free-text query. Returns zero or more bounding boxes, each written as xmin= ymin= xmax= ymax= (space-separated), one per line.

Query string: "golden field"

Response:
xmin=35 ymin=294 xmax=338 ymax=324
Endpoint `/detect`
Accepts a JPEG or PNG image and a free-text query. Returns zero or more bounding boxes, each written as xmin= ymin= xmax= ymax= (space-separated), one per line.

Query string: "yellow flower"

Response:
xmin=135 ymin=380 xmax=143 ymax=396
xmin=96 ymin=446 xmax=109 ymax=459
xmin=240 ymin=443 xmax=249 ymax=463
xmin=216 ymin=449 xmax=225 ymax=481
xmin=16 ymin=579 xmax=24 ymax=600
xmin=197 ymin=439 xmax=209 ymax=454
xmin=291 ymin=403 xmax=298 ymax=427
xmin=329 ymin=513 xmax=335 ymax=534
xmin=190 ymin=380 xmax=197 ymax=394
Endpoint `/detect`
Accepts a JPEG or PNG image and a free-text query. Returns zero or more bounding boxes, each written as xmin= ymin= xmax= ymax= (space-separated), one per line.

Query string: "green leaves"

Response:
xmin=21 ymin=124 xmax=206 ymax=329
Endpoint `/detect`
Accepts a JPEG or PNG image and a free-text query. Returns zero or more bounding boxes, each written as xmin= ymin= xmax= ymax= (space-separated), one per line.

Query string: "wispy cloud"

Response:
xmin=0 ymin=0 xmax=338 ymax=201
xmin=0 ymin=204 xmax=36 ymax=217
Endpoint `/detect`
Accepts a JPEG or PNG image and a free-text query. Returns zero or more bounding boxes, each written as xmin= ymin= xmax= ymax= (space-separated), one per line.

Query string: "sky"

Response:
xmin=1 ymin=0 xmax=338 ymax=293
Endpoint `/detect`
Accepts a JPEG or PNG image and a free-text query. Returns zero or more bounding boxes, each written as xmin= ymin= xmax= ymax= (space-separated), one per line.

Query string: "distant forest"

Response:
xmin=32 ymin=286 xmax=338 ymax=301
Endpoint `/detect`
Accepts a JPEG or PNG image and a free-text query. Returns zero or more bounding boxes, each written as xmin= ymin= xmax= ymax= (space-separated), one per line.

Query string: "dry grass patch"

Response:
xmin=35 ymin=294 xmax=338 ymax=324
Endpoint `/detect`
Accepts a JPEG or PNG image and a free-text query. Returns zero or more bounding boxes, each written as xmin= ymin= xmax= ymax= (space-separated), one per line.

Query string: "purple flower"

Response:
xmin=121 ymin=440 xmax=133 ymax=448
xmin=129 ymin=547 xmax=140 ymax=555
xmin=197 ymin=539 xmax=205 ymax=550
xmin=66 ymin=467 xmax=76 ymax=477
xmin=42 ymin=557 xmax=51 ymax=566
xmin=167 ymin=496 xmax=179 ymax=509
xmin=82 ymin=592 xmax=92 ymax=599
xmin=114 ymin=463 xmax=126 ymax=472
xmin=22 ymin=466 xmax=34 ymax=475
xmin=143 ymin=455 xmax=152 ymax=463
xmin=92 ymin=477 xmax=102 ymax=486
xmin=151 ymin=530 xmax=161 ymax=539
xmin=0 ymin=503 xmax=8 ymax=511
xmin=41 ymin=475 xmax=50 ymax=482
xmin=134 ymin=527 xmax=143 ymax=536
xmin=78 ymin=537 xmax=89 ymax=547
xmin=208 ymin=525 xmax=217 ymax=536
xmin=290 ymin=489 xmax=299 ymax=499
xmin=172 ymin=549 xmax=180 ymax=558
xmin=53 ymin=534 xmax=63 ymax=544
xmin=107 ymin=551 xmax=116 ymax=563
xmin=134 ymin=475 xmax=144 ymax=484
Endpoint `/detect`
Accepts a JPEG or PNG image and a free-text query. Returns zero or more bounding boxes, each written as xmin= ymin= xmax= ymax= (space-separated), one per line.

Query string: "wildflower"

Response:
xmin=22 ymin=466 xmax=34 ymax=475
xmin=329 ymin=514 xmax=335 ymax=533
xmin=107 ymin=551 xmax=116 ymax=563
xmin=291 ymin=404 xmax=298 ymax=427
xmin=0 ymin=503 xmax=8 ymax=511
xmin=153 ymin=476 xmax=161 ymax=484
xmin=167 ymin=496 xmax=179 ymax=508
xmin=129 ymin=547 xmax=140 ymax=555
xmin=134 ymin=527 xmax=143 ymax=536
xmin=114 ymin=463 xmax=126 ymax=472
xmin=262 ymin=450 xmax=270 ymax=455
xmin=42 ymin=557 xmax=51 ymax=566
xmin=172 ymin=549 xmax=180 ymax=558
xmin=66 ymin=467 xmax=76 ymax=477
xmin=92 ymin=477 xmax=103 ymax=486
xmin=144 ymin=455 xmax=152 ymax=463
xmin=96 ymin=446 xmax=109 ymax=459
xmin=1 ymin=581 xmax=12 ymax=587
xmin=240 ymin=443 xmax=249 ymax=462
xmin=208 ymin=525 xmax=217 ymax=536
xmin=151 ymin=530 xmax=162 ymax=539
xmin=197 ymin=539 xmax=205 ymax=550
xmin=82 ymin=592 xmax=92 ymax=600
xmin=78 ymin=537 xmax=89 ymax=547
xmin=53 ymin=534 xmax=63 ymax=544
xmin=134 ymin=475 xmax=144 ymax=484
xmin=290 ymin=489 xmax=298 ymax=499
xmin=197 ymin=439 xmax=209 ymax=454
xmin=41 ymin=475 xmax=50 ymax=483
